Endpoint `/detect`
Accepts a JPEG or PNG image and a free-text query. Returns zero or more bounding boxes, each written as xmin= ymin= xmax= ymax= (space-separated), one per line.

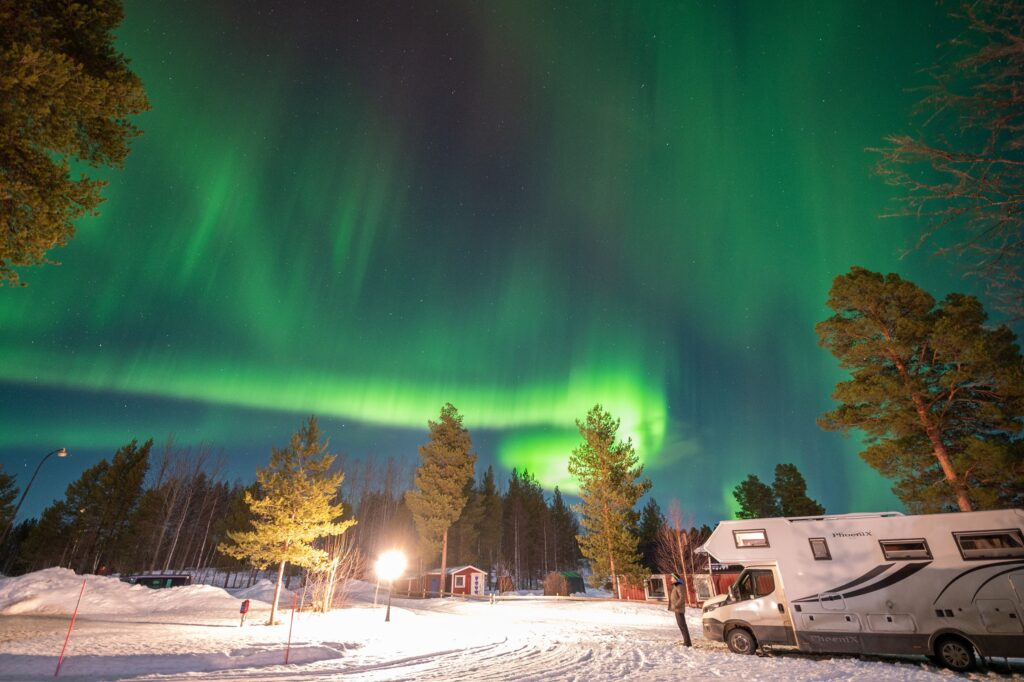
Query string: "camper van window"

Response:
xmin=736 ymin=569 xmax=775 ymax=599
xmin=879 ymin=539 xmax=932 ymax=560
xmin=808 ymin=537 xmax=831 ymax=560
xmin=954 ymin=529 xmax=1024 ymax=560
xmin=732 ymin=529 xmax=769 ymax=548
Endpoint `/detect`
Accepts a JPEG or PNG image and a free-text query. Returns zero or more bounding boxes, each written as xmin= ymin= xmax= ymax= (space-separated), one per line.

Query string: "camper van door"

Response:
xmin=727 ymin=566 xmax=795 ymax=647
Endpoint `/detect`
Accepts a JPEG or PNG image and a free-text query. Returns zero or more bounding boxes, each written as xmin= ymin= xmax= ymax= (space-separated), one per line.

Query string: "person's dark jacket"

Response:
xmin=668 ymin=582 xmax=687 ymax=613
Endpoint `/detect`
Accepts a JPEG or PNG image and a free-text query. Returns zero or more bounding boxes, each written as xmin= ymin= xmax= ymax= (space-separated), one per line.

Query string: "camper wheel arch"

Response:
xmin=724 ymin=622 xmax=757 ymax=655
xmin=928 ymin=631 xmax=978 ymax=672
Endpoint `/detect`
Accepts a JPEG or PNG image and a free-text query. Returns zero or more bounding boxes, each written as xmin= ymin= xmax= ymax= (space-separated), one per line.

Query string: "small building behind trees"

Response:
xmin=542 ymin=571 xmax=586 ymax=596
xmin=400 ymin=565 xmax=487 ymax=597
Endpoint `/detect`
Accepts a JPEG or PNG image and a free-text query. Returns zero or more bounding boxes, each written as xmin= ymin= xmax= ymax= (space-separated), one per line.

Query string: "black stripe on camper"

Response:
xmin=972 ymin=564 xmax=1024 ymax=602
xmin=933 ymin=559 xmax=1024 ymax=604
xmin=839 ymin=561 xmax=930 ymax=600
xmin=793 ymin=563 xmax=894 ymax=603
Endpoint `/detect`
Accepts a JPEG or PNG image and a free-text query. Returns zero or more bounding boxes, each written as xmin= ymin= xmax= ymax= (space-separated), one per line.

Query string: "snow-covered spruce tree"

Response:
xmin=817 ymin=267 xmax=1024 ymax=512
xmin=218 ymin=416 xmax=354 ymax=624
xmin=405 ymin=403 xmax=476 ymax=597
xmin=568 ymin=405 xmax=651 ymax=596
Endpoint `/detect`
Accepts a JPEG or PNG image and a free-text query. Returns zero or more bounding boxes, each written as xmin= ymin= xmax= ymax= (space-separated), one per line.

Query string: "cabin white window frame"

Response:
xmin=953 ymin=529 xmax=1024 ymax=560
xmin=454 ymin=574 xmax=466 ymax=588
xmin=808 ymin=537 xmax=832 ymax=560
xmin=879 ymin=538 xmax=932 ymax=560
xmin=732 ymin=529 xmax=769 ymax=548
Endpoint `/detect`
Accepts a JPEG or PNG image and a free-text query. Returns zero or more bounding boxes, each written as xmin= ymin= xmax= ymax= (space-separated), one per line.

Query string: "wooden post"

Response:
xmin=55 ymin=579 xmax=86 ymax=676
xmin=284 ymin=593 xmax=297 ymax=664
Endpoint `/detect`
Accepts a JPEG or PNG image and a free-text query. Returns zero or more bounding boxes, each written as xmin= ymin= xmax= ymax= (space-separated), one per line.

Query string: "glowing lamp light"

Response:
xmin=375 ymin=550 xmax=407 ymax=582
xmin=375 ymin=550 xmax=407 ymax=623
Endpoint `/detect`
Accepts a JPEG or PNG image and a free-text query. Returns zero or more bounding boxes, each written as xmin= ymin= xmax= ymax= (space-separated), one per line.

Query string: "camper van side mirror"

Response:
xmin=728 ymin=584 xmax=738 ymax=600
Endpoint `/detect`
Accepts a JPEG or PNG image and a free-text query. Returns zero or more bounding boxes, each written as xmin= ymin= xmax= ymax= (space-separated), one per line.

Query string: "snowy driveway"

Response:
xmin=1 ymin=570 xmax=1020 ymax=681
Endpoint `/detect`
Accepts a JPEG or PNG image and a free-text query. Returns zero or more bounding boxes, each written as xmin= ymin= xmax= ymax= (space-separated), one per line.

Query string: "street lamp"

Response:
xmin=375 ymin=549 xmax=407 ymax=623
xmin=0 ymin=448 xmax=68 ymax=548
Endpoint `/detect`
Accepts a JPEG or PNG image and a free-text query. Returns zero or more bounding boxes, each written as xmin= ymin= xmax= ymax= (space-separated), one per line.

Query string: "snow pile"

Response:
xmin=0 ymin=567 xmax=239 ymax=616
xmin=231 ymin=578 xmax=295 ymax=605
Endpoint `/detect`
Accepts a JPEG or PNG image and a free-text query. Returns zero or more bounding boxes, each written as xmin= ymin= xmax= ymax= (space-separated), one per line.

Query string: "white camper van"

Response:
xmin=700 ymin=509 xmax=1024 ymax=671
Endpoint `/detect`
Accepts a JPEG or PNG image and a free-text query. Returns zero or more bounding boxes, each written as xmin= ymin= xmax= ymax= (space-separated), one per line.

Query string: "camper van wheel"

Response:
xmin=726 ymin=627 xmax=757 ymax=655
xmin=933 ymin=635 xmax=975 ymax=672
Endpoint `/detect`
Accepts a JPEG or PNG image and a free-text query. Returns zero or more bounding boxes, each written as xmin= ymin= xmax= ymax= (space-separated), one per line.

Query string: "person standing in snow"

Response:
xmin=668 ymin=574 xmax=692 ymax=646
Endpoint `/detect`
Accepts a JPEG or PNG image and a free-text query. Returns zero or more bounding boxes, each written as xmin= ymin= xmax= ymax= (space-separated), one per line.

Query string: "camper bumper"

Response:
xmin=702 ymin=618 xmax=726 ymax=642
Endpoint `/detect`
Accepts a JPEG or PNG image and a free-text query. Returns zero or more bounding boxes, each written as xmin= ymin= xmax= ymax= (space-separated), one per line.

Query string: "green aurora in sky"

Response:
xmin=1 ymin=1 xmax=967 ymax=522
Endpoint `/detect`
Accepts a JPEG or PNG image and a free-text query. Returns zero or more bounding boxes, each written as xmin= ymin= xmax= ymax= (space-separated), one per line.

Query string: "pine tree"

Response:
xmin=476 ymin=466 xmax=503 ymax=576
xmin=449 ymin=476 xmax=483 ymax=567
xmin=0 ymin=465 xmax=20 ymax=568
xmin=0 ymin=0 xmax=149 ymax=286
xmin=549 ymin=486 xmax=580 ymax=572
xmin=732 ymin=475 xmax=780 ymax=519
xmin=405 ymin=403 xmax=476 ymax=596
xmin=568 ymin=405 xmax=651 ymax=595
xmin=874 ymin=0 xmax=1024 ymax=319
xmin=817 ymin=267 xmax=1024 ymax=512
xmin=15 ymin=501 xmax=69 ymax=572
xmin=772 ymin=464 xmax=825 ymax=517
xmin=0 ymin=464 xmax=16 ymax=539
xmin=218 ymin=417 xmax=355 ymax=624
xmin=636 ymin=498 xmax=662 ymax=571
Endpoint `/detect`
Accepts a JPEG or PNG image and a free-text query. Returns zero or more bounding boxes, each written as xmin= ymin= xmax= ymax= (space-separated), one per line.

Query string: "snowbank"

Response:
xmin=0 ymin=567 xmax=239 ymax=616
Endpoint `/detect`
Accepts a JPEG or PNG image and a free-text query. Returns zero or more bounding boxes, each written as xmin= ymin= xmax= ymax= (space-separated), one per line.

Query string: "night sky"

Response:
xmin=2 ymin=1 xmax=966 ymax=525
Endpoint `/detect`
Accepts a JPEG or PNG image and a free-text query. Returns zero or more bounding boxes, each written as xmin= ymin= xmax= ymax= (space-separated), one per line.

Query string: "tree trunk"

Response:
xmin=889 ymin=349 xmax=973 ymax=511
xmin=269 ymin=559 xmax=286 ymax=625
xmin=675 ymin=529 xmax=690 ymax=607
xmin=440 ymin=528 xmax=449 ymax=598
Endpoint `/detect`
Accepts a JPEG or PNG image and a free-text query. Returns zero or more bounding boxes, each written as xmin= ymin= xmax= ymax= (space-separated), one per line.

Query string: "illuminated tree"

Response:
xmin=218 ymin=416 xmax=354 ymax=624
xmin=0 ymin=0 xmax=149 ymax=286
xmin=817 ymin=267 xmax=1024 ymax=512
xmin=874 ymin=0 xmax=1023 ymax=319
xmin=405 ymin=403 xmax=476 ymax=596
xmin=568 ymin=404 xmax=651 ymax=595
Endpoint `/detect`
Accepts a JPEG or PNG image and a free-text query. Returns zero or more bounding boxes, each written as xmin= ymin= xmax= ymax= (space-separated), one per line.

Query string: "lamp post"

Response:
xmin=375 ymin=549 xmax=407 ymax=623
xmin=0 ymin=448 xmax=68 ymax=548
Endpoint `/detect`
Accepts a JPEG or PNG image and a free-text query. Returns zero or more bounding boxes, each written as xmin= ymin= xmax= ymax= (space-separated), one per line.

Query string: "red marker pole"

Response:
xmin=55 ymin=578 xmax=86 ymax=676
xmin=284 ymin=592 xmax=297 ymax=664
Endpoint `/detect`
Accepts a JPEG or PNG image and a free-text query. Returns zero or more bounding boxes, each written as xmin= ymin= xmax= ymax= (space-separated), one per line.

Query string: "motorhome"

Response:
xmin=699 ymin=509 xmax=1024 ymax=671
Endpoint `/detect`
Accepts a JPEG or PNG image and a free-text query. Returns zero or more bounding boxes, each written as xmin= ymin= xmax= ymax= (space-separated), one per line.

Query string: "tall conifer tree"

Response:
xmin=636 ymin=498 xmax=663 ymax=571
xmin=568 ymin=405 xmax=651 ymax=595
xmin=405 ymin=403 xmax=476 ymax=596
xmin=476 ymin=466 xmax=503 ymax=575
xmin=549 ymin=486 xmax=580 ymax=572
xmin=772 ymin=464 xmax=825 ymax=517
xmin=817 ymin=267 xmax=1024 ymax=512
xmin=732 ymin=475 xmax=781 ymax=519
xmin=218 ymin=417 xmax=354 ymax=624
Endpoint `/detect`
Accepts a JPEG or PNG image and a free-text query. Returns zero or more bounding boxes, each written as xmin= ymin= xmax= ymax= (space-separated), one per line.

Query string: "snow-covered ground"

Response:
xmin=0 ymin=568 xmax=1019 ymax=681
